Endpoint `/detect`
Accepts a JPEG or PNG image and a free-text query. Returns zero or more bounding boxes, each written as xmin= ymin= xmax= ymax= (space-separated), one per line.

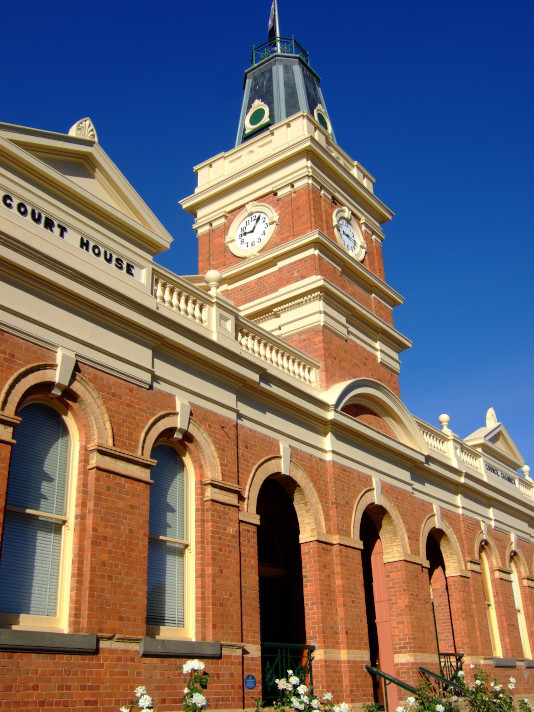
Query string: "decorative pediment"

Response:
xmin=465 ymin=407 xmax=524 ymax=467
xmin=0 ymin=122 xmax=172 ymax=256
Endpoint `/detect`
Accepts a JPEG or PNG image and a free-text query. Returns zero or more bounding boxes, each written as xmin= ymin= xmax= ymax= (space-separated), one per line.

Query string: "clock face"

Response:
xmin=236 ymin=211 xmax=270 ymax=250
xmin=334 ymin=212 xmax=367 ymax=262
xmin=338 ymin=217 xmax=357 ymax=253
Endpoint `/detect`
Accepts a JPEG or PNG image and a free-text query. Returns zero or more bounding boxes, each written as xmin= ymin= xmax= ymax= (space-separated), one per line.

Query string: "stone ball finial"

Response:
xmin=204 ymin=269 xmax=222 ymax=295
xmin=438 ymin=414 xmax=451 ymax=432
xmin=522 ymin=465 xmax=531 ymax=480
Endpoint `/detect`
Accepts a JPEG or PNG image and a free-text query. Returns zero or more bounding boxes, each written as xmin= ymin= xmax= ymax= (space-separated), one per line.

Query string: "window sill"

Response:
xmin=140 ymin=638 xmax=221 ymax=658
xmin=494 ymin=658 xmax=517 ymax=668
xmin=0 ymin=629 xmax=98 ymax=654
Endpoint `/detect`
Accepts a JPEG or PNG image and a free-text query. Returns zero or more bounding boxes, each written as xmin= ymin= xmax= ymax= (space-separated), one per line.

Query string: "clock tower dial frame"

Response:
xmin=225 ymin=202 xmax=279 ymax=258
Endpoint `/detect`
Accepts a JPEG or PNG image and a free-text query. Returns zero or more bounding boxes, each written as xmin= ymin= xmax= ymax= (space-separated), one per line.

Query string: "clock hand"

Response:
xmin=242 ymin=215 xmax=261 ymax=235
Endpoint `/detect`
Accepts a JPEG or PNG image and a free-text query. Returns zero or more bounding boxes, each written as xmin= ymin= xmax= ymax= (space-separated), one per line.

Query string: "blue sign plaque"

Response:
xmin=244 ymin=675 xmax=257 ymax=690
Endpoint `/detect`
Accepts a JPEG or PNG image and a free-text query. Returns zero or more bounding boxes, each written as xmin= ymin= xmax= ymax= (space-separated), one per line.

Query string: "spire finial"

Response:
xmin=268 ymin=0 xmax=281 ymax=52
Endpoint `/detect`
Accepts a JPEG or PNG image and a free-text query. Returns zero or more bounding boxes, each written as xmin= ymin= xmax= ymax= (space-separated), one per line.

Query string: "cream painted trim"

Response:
xmin=0 ymin=400 xmax=79 ymax=632
xmin=0 ymin=129 xmax=172 ymax=253
xmin=182 ymin=113 xmax=392 ymax=227
xmin=239 ymin=511 xmax=261 ymax=526
xmin=225 ymin=231 xmax=404 ymax=309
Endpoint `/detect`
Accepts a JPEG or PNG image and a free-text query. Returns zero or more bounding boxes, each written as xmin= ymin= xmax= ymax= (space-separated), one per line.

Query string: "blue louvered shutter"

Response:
xmin=0 ymin=403 xmax=70 ymax=616
xmin=146 ymin=445 xmax=186 ymax=627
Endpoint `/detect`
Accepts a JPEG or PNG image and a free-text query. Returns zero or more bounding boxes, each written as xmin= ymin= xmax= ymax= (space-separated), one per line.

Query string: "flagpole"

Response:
xmin=275 ymin=0 xmax=281 ymax=52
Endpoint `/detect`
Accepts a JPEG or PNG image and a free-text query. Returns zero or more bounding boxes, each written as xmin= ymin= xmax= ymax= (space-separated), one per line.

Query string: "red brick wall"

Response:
xmin=1 ymin=329 xmax=534 ymax=709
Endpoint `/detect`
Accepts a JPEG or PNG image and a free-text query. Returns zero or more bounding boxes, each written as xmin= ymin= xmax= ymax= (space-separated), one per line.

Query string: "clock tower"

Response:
xmin=181 ymin=24 xmax=410 ymax=393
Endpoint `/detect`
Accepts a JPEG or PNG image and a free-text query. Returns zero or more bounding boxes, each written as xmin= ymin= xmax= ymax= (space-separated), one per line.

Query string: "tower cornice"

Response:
xmin=181 ymin=112 xmax=393 ymax=230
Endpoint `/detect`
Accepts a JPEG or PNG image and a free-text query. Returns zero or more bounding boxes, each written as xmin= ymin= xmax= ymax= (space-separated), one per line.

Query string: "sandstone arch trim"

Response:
xmin=506 ymin=541 xmax=530 ymax=578
xmin=324 ymin=378 xmax=429 ymax=454
xmin=419 ymin=513 xmax=467 ymax=577
xmin=244 ymin=455 xmax=326 ymax=540
xmin=474 ymin=529 xmax=502 ymax=569
xmin=0 ymin=362 xmax=113 ymax=447
xmin=139 ymin=412 xmax=222 ymax=482
xmin=352 ymin=487 xmax=412 ymax=563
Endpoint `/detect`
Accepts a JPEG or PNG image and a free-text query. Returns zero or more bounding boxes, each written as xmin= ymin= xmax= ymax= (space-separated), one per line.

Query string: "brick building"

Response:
xmin=0 ymin=23 xmax=533 ymax=712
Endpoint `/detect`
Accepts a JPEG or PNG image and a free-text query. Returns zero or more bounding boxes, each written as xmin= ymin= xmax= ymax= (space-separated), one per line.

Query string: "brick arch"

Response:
xmin=325 ymin=378 xmax=429 ymax=454
xmin=475 ymin=529 xmax=502 ymax=568
xmin=419 ymin=514 xmax=465 ymax=577
xmin=138 ymin=412 xmax=222 ymax=481
xmin=244 ymin=456 xmax=325 ymax=540
xmin=506 ymin=542 xmax=530 ymax=578
xmin=0 ymin=362 xmax=113 ymax=447
xmin=352 ymin=488 xmax=411 ymax=561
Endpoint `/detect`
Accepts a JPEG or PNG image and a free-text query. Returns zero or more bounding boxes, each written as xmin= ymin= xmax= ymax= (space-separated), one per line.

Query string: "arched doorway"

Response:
xmin=257 ymin=476 xmax=307 ymax=700
xmin=360 ymin=508 xmax=397 ymax=709
xmin=426 ymin=530 xmax=457 ymax=673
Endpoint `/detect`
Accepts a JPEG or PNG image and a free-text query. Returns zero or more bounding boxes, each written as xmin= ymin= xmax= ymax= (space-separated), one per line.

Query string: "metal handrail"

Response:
xmin=365 ymin=665 xmax=423 ymax=712
xmin=419 ymin=667 xmax=465 ymax=696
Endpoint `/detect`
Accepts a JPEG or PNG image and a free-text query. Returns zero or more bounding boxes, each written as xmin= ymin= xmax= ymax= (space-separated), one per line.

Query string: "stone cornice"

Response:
xmin=181 ymin=113 xmax=393 ymax=228
xmin=223 ymin=230 xmax=404 ymax=310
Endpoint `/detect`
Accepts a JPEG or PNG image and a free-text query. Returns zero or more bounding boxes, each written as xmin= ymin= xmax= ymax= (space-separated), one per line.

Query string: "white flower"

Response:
xmin=436 ymin=705 xmax=445 ymax=712
xmin=509 ymin=684 xmax=516 ymax=690
xmin=183 ymin=659 xmax=206 ymax=674
xmin=276 ymin=678 xmax=293 ymax=692
xmin=287 ymin=670 xmax=294 ymax=676
xmin=323 ymin=693 xmax=333 ymax=702
xmin=289 ymin=676 xmax=300 ymax=686
xmin=184 ymin=688 xmax=190 ymax=695
xmin=138 ymin=695 xmax=153 ymax=710
xmin=406 ymin=697 xmax=416 ymax=706
xmin=311 ymin=700 xmax=320 ymax=709
xmin=495 ymin=685 xmax=502 ymax=692
xmin=302 ymin=696 xmax=310 ymax=704
xmin=476 ymin=680 xmax=482 ymax=686
xmin=135 ymin=686 xmax=147 ymax=697
xmin=396 ymin=706 xmax=405 ymax=712
xmin=120 ymin=707 xmax=130 ymax=712
xmin=191 ymin=692 xmax=207 ymax=708
xmin=297 ymin=684 xmax=309 ymax=695
xmin=338 ymin=703 xmax=350 ymax=712
xmin=457 ymin=671 xmax=465 ymax=678
xmin=291 ymin=698 xmax=305 ymax=710
xmin=471 ymin=664 xmax=475 ymax=669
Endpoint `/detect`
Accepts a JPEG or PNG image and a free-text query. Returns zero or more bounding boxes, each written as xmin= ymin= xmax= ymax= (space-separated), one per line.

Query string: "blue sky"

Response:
xmin=2 ymin=0 xmax=533 ymax=473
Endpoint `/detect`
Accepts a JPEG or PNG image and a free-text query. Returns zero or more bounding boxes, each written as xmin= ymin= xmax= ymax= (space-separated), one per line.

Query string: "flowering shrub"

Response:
xmin=272 ymin=669 xmax=350 ymax=712
xmin=120 ymin=686 xmax=154 ymax=712
xmin=461 ymin=669 xmax=517 ymax=712
xmin=183 ymin=659 xmax=209 ymax=712
xmin=393 ymin=682 xmax=460 ymax=712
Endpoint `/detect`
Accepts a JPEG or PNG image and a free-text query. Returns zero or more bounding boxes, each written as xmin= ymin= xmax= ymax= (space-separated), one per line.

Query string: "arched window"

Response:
xmin=146 ymin=444 xmax=192 ymax=636
xmin=510 ymin=555 xmax=532 ymax=659
xmin=480 ymin=544 xmax=502 ymax=657
xmin=0 ymin=402 xmax=75 ymax=629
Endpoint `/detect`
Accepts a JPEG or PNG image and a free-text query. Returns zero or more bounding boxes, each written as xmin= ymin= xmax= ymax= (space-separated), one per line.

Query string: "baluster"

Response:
xmin=179 ymin=292 xmax=187 ymax=315
xmin=194 ymin=301 xmax=202 ymax=323
xmin=201 ymin=303 xmax=208 ymax=325
xmin=172 ymin=288 xmax=180 ymax=311
xmin=155 ymin=277 xmax=164 ymax=303
xmin=164 ymin=283 xmax=173 ymax=307
xmin=187 ymin=297 xmax=195 ymax=320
